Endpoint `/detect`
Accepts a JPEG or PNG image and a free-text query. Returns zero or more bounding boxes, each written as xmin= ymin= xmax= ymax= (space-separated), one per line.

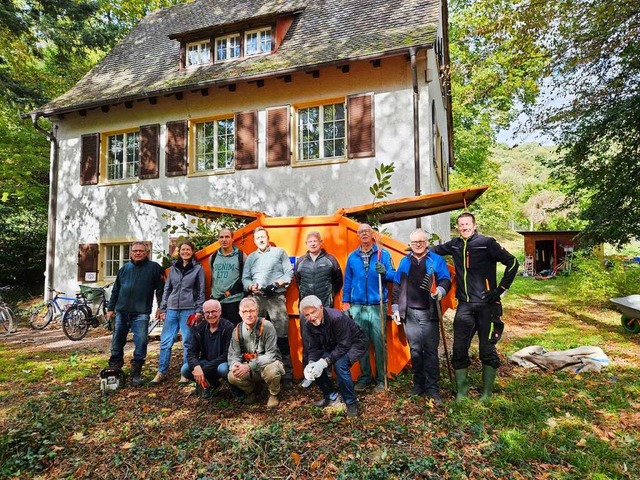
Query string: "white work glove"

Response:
xmin=303 ymin=364 xmax=316 ymax=386
xmin=391 ymin=304 xmax=401 ymax=326
xmin=431 ymin=286 xmax=446 ymax=301
xmin=309 ymin=358 xmax=329 ymax=378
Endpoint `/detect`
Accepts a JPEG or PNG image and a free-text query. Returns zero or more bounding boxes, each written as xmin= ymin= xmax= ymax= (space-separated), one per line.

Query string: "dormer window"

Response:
xmin=215 ymin=34 xmax=241 ymax=61
xmin=186 ymin=40 xmax=211 ymax=67
xmin=245 ymin=27 xmax=272 ymax=56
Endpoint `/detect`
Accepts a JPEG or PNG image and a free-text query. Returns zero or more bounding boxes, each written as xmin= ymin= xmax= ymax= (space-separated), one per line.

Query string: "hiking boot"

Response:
xmin=346 ymin=403 xmax=359 ymax=417
xmin=242 ymin=392 xmax=256 ymax=405
xmin=480 ymin=365 xmax=498 ymax=402
xmin=314 ymin=393 xmax=341 ymax=407
xmin=178 ymin=375 xmax=191 ymax=386
xmin=373 ymin=382 xmax=386 ymax=393
xmin=150 ymin=372 xmax=167 ymax=384
xmin=455 ymin=368 xmax=469 ymax=402
xmin=267 ymin=395 xmax=280 ymax=409
xmin=130 ymin=361 xmax=143 ymax=387
xmin=195 ymin=383 xmax=215 ymax=399
xmin=354 ymin=379 xmax=372 ymax=392
xmin=410 ymin=385 xmax=426 ymax=396
xmin=426 ymin=391 xmax=443 ymax=406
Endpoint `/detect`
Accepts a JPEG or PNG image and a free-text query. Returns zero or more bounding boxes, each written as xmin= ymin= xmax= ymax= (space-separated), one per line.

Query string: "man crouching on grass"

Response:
xmin=301 ymin=295 xmax=368 ymax=418
xmin=183 ymin=300 xmax=234 ymax=398
xmin=227 ymin=297 xmax=285 ymax=408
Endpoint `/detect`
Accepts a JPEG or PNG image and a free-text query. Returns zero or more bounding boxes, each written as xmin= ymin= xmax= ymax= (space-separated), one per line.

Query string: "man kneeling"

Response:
xmin=183 ymin=299 xmax=234 ymax=398
xmin=301 ymin=295 xmax=368 ymax=417
xmin=228 ymin=297 xmax=285 ymax=408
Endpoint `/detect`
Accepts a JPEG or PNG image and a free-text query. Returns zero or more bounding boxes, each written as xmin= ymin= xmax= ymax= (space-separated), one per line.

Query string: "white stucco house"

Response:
xmin=27 ymin=0 xmax=455 ymax=294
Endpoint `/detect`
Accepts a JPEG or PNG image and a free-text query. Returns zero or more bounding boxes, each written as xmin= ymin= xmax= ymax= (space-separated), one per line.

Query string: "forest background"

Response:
xmin=0 ymin=0 xmax=638 ymax=289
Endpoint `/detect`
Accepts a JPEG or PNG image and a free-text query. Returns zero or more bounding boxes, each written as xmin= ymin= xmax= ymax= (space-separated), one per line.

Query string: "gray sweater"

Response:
xmin=160 ymin=259 xmax=205 ymax=313
xmin=242 ymin=246 xmax=293 ymax=293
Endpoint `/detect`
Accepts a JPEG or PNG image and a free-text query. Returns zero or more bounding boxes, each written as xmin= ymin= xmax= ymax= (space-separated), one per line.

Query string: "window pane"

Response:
xmin=297 ymin=103 xmax=345 ymax=161
xmin=246 ymin=32 xmax=258 ymax=55
xmin=201 ymin=42 xmax=211 ymax=63
xmin=230 ymin=36 xmax=240 ymax=58
xmin=216 ymin=39 xmax=226 ymax=60
xmin=261 ymin=30 xmax=272 ymax=52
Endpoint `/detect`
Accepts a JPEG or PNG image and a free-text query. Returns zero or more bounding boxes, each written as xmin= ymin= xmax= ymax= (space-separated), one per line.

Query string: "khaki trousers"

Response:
xmin=228 ymin=360 xmax=285 ymax=396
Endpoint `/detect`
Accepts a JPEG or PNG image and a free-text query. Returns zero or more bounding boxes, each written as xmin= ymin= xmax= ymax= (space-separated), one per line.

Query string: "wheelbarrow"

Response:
xmin=610 ymin=295 xmax=640 ymax=334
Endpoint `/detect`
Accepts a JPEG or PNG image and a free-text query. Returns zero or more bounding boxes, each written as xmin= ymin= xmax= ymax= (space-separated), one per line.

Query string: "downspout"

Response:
xmin=409 ymin=47 xmax=421 ymax=228
xmin=30 ymin=113 xmax=58 ymax=300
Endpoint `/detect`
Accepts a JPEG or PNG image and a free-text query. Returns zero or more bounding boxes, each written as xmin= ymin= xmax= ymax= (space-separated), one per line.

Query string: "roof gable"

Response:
xmin=37 ymin=0 xmax=441 ymax=115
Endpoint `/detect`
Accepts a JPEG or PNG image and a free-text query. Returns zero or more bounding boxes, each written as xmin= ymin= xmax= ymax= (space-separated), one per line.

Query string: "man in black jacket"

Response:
xmin=107 ymin=241 xmax=164 ymax=386
xmin=294 ymin=231 xmax=343 ymax=377
xmin=431 ymin=213 xmax=519 ymax=402
xmin=300 ymin=295 xmax=368 ymax=417
xmin=183 ymin=299 xmax=234 ymax=398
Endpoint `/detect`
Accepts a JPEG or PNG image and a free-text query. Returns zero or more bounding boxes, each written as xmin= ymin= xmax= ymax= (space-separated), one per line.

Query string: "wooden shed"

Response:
xmin=517 ymin=230 xmax=581 ymax=275
xmin=140 ymin=186 xmax=487 ymax=380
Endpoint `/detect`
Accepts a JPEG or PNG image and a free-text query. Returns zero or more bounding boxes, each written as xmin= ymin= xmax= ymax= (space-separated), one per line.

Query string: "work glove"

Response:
xmin=391 ymin=304 xmax=401 ymax=325
xmin=309 ymin=358 xmax=329 ymax=378
xmin=374 ymin=262 xmax=386 ymax=275
xmin=482 ymin=286 xmax=506 ymax=304
xmin=431 ymin=286 xmax=446 ymax=301
xmin=303 ymin=364 xmax=316 ymax=382
xmin=262 ymin=283 xmax=278 ymax=296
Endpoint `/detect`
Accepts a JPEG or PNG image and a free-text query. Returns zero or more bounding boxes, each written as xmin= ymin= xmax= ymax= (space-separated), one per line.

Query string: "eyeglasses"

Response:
xmin=410 ymin=241 xmax=427 ymax=246
xmin=357 ymin=230 xmax=372 ymax=236
xmin=240 ymin=309 xmax=258 ymax=314
xmin=204 ymin=310 xmax=220 ymax=316
xmin=131 ymin=250 xmax=146 ymax=254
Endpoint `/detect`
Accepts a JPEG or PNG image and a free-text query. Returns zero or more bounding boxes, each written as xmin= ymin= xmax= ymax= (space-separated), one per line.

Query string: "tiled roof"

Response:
xmin=36 ymin=0 xmax=440 ymax=115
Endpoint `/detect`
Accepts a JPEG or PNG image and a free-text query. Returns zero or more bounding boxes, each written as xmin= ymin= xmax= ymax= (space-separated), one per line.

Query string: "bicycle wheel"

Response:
xmin=30 ymin=303 xmax=53 ymax=329
xmin=62 ymin=305 xmax=90 ymax=341
xmin=0 ymin=307 xmax=16 ymax=333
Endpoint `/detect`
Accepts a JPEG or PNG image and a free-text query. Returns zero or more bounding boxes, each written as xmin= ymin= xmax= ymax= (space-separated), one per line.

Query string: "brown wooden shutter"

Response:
xmin=80 ymin=133 xmax=100 ymax=185
xmin=165 ymin=120 xmax=188 ymax=176
xmin=266 ymin=106 xmax=291 ymax=167
xmin=77 ymin=243 xmax=99 ymax=281
xmin=347 ymin=93 xmax=375 ymax=159
xmin=139 ymin=124 xmax=160 ymax=179
xmin=235 ymin=111 xmax=258 ymax=170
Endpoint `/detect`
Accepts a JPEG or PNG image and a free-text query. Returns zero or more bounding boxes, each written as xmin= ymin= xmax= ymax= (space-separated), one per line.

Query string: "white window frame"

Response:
xmin=106 ymin=131 xmax=139 ymax=181
xmin=104 ymin=244 xmax=131 ymax=279
xmin=186 ymin=40 xmax=211 ymax=67
xmin=193 ymin=117 xmax=236 ymax=172
xmin=296 ymin=101 xmax=346 ymax=163
xmin=215 ymin=34 xmax=241 ymax=62
xmin=244 ymin=27 xmax=272 ymax=56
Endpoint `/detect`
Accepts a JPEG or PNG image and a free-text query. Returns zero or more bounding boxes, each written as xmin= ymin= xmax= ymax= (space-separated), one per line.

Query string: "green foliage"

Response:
xmin=158 ymin=213 xmax=245 ymax=265
xmin=568 ymin=255 xmax=640 ymax=308
xmin=364 ymin=162 xmax=395 ymax=229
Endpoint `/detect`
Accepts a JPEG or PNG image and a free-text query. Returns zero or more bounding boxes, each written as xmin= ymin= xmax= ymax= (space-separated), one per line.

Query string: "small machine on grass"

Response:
xmin=610 ymin=295 xmax=640 ymax=334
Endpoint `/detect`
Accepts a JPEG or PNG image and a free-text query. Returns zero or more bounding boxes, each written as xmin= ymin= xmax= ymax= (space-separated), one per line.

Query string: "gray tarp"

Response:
xmin=509 ymin=345 xmax=610 ymax=373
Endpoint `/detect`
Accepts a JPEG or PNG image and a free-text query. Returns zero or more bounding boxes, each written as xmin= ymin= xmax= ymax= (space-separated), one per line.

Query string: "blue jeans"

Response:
xmin=350 ymin=304 xmax=385 ymax=385
xmin=157 ymin=309 xmax=194 ymax=374
xmin=181 ymin=361 xmax=229 ymax=389
xmin=315 ymin=353 xmax=358 ymax=406
xmin=404 ymin=308 xmax=440 ymax=393
xmin=109 ymin=312 xmax=150 ymax=366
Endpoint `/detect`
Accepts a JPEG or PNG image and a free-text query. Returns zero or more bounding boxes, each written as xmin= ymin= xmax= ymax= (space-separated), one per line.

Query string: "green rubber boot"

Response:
xmin=455 ymin=368 xmax=469 ymax=402
xmin=480 ymin=365 xmax=497 ymax=402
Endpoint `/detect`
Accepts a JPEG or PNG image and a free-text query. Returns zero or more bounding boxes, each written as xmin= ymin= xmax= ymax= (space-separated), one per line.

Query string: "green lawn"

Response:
xmin=1 ymin=276 xmax=638 ymax=479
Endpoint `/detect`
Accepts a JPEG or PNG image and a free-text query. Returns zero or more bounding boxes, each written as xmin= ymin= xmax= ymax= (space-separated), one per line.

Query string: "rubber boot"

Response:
xmin=480 ymin=365 xmax=497 ymax=402
xmin=455 ymin=368 xmax=469 ymax=402
xmin=130 ymin=360 xmax=144 ymax=387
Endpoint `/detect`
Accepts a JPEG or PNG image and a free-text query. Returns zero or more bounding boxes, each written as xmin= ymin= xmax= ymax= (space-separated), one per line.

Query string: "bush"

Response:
xmin=568 ymin=254 xmax=640 ymax=307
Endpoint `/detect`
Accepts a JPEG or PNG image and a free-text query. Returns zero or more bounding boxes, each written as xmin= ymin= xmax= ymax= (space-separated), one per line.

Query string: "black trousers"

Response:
xmin=452 ymin=301 xmax=502 ymax=370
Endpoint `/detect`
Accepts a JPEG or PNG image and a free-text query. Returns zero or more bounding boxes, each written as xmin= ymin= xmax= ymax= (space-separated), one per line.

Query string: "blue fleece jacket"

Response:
xmin=343 ymin=244 xmax=396 ymax=305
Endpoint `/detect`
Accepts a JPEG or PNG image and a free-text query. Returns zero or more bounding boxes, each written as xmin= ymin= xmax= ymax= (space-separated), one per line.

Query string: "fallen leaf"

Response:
xmin=291 ymin=452 xmax=301 ymax=466
xmin=121 ymin=442 xmax=135 ymax=449
xmin=576 ymin=438 xmax=587 ymax=447
xmin=71 ymin=432 xmax=85 ymax=441
xmin=546 ymin=417 xmax=558 ymax=431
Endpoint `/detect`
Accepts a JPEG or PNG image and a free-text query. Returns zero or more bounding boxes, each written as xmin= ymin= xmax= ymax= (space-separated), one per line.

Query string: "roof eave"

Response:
xmin=24 ymin=43 xmax=435 ymax=119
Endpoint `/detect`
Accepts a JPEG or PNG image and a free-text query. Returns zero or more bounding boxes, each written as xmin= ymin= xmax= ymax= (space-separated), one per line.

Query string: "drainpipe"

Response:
xmin=409 ymin=47 xmax=421 ymax=228
xmin=30 ymin=113 xmax=58 ymax=300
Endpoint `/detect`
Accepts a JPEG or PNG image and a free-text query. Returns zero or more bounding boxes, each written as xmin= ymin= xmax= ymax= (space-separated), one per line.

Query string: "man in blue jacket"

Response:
xmin=342 ymin=223 xmax=396 ymax=393
xmin=431 ymin=213 xmax=519 ymax=401
xmin=392 ymin=229 xmax=451 ymax=404
xmin=107 ymin=241 xmax=164 ymax=386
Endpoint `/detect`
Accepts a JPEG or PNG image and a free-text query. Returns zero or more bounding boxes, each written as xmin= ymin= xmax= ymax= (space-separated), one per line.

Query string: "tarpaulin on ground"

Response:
xmin=509 ymin=345 xmax=610 ymax=373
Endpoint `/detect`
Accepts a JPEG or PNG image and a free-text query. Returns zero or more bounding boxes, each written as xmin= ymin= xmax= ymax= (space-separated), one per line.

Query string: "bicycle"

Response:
xmin=0 ymin=286 xmax=18 ymax=333
xmin=29 ymin=288 xmax=77 ymax=329
xmin=62 ymin=283 xmax=114 ymax=341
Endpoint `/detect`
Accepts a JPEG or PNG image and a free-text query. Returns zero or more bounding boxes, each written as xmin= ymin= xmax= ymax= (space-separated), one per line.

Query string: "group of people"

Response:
xmin=106 ymin=213 xmax=518 ymax=415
